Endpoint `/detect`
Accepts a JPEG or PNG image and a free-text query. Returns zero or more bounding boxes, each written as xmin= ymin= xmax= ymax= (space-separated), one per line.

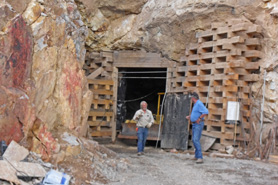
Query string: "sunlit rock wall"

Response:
xmin=0 ymin=0 xmax=91 ymax=159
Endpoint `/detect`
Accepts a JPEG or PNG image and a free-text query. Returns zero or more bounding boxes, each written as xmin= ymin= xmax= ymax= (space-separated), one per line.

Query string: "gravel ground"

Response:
xmin=95 ymin=138 xmax=278 ymax=185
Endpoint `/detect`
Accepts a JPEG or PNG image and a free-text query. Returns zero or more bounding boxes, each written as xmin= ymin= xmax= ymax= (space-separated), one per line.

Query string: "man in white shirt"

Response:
xmin=133 ymin=101 xmax=154 ymax=156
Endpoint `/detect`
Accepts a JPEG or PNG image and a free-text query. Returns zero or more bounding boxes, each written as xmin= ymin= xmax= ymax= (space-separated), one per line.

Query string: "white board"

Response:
xmin=226 ymin=101 xmax=240 ymax=121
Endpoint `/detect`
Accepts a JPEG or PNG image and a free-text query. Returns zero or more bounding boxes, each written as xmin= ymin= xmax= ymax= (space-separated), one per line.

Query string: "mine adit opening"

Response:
xmin=116 ymin=68 xmax=167 ymax=130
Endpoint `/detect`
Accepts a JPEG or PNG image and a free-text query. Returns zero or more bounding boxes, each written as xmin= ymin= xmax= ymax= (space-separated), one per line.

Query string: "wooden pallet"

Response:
xmin=84 ymin=52 xmax=113 ymax=79
xmin=86 ymin=56 xmax=115 ymax=137
xmin=173 ymin=19 xmax=262 ymax=147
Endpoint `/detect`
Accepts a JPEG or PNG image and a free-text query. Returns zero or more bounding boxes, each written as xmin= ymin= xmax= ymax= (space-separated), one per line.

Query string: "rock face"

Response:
xmin=77 ymin=0 xmax=263 ymax=60
xmin=0 ymin=0 xmax=91 ymax=160
xmin=0 ymin=15 xmax=33 ymax=144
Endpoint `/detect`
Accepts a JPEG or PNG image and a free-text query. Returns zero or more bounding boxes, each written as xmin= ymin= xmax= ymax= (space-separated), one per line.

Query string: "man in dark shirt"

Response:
xmin=186 ymin=92 xmax=209 ymax=164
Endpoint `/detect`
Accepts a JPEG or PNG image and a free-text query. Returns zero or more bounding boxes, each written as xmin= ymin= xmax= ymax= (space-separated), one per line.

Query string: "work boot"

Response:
xmin=196 ymin=158 xmax=203 ymax=164
xmin=137 ymin=152 xmax=142 ymax=156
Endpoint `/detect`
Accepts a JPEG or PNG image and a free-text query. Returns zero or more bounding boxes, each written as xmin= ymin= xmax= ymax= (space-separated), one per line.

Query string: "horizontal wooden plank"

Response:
xmin=186 ymin=76 xmax=198 ymax=82
xmin=216 ymin=36 xmax=245 ymax=46
xmin=200 ymin=41 xmax=214 ymax=48
xmin=202 ymin=131 xmax=234 ymax=140
xmin=213 ymin=85 xmax=238 ymax=92
xmin=117 ymin=134 xmax=159 ymax=141
xmin=187 ymin=54 xmax=200 ymax=61
xmin=225 ymin=68 xmax=249 ymax=75
xmin=88 ymin=121 xmax=111 ymax=127
xmin=216 ymin=26 xmax=230 ymax=34
xmin=246 ymin=25 xmax=262 ymax=34
xmin=231 ymin=23 xmax=248 ymax=32
xmin=88 ymin=79 xmax=114 ymax=85
xmin=241 ymin=74 xmax=259 ymax=82
xmin=269 ymin=155 xmax=278 ymax=163
xmin=229 ymin=60 xmax=245 ymax=68
xmin=209 ymin=108 xmax=226 ymax=116
xmin=100 ymin=51 xmax=113 ymax=58
xmin=177 ymin=66 xmax=188 ymax=72
xmin=244 ymin=50 xmax=262 ymax=58
xmin=114 ymin=62 xmax=171 ymax=68
xmin=114 ymin=51 xmax=160 ymax=58
xmin=92 ymin=99 xmax=113 ymax=105
xmin=196 ymin=30 xmax=214 ymax=38
xmin=245 ymin=62 xmax=260 ymax=70
xmin=201 ymin=52 xmax=215 ymax=59
xmin=245 ymin=38 xmax=260 ymax=46
xmin=185 ymin=74 xmax=239 ymax=82
xmin=90 ymin=89 xmax=113 ymax=95
xmin=89 ymin=111 xmax=113 ymax=117
xmin=91 ymin=130 xmax=112 ymax=137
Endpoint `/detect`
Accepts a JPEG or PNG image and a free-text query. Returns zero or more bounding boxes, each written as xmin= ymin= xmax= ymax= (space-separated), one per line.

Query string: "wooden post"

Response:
xmin=112 ymin=67 xmax=118 ymax=143
xmin=166 ymin=68 xmax=172 ymax=92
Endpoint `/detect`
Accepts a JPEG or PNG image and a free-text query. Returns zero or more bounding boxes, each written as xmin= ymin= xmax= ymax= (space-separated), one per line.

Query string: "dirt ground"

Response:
xmin=94 ymin=138 xmax=278 ymax=185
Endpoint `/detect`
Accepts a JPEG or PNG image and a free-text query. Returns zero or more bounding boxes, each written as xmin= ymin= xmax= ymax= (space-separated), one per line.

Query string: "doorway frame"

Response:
xmin=111 ymin=51 xmax=174 ymax=142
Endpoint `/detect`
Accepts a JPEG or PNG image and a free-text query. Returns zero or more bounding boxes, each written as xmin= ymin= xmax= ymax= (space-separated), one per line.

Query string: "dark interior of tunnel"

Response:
xmin=116 ymin=68 xmax=166 ymax=130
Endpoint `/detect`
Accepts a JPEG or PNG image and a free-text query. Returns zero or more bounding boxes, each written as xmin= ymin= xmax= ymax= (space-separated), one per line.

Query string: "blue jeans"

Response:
xmin=137 ymin=127 xmax=149 ymax=153
xmin=192 ymin=122 xmax=204 ymax=159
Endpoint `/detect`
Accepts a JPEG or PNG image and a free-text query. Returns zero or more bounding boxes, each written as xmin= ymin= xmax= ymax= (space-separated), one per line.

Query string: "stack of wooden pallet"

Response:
xmin=84 ymin=52 xmax=113 ymax=79
xmin=178 ymin=19 xmax=262 ymax=146
xmin=84 ymin=52 xmax=115 ymax=137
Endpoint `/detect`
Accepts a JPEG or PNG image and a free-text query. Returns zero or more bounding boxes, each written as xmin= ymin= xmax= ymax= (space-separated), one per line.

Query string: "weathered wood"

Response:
xmin=89 ymin=111 xmax=113 ymax=117
xmin=88 ymin=121 xmax=111 ymax=127
xmin=91 ymin=130 xmax=112 ymax=137
xmin=87 ymin=67 xmax=104 ymax=79
xmin=90 ymin=89 xmax=113 ymax=96
xmin=268 ymin=155 xmax=278 ymax=163
xmin=209 ymin=153 xmax=234 ymax=158
xmin=231 ymin=23 xmax=249 ymax=32
xmin=112 ymin=67 xmax=118 ymax=142
xmin=88 ymin=79 xmax=114 ymax=85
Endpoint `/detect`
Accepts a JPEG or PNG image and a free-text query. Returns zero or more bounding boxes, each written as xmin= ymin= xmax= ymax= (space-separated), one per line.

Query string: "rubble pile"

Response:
xmin=0 ymin=137 xmax=129 ymax=185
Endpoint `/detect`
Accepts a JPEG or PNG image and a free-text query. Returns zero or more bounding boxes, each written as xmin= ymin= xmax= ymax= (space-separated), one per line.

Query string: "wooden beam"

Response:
xmin=89 ymin=111 xmax=113 ymax=117
xmin=87 ymin=67 xmax=103 ymax=79
xmin=87 ymin=79 xmax=114 ymax=85
xmin=112 ymin=67 xmax=118 ymax=143
xmin=90 ymin=89 xmax=113 ymax=95
xmin=91 ymin=130 xmax=112 ymax=137
xmin=88 ymin=121 xmax=111 ymax=127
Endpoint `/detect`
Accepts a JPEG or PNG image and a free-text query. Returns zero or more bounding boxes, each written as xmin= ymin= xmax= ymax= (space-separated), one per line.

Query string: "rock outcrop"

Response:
xmin=0 ymin=0 xmax=91 ymax=160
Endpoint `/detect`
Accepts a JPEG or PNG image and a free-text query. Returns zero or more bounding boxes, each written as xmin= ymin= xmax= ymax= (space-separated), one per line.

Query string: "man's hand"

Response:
xmin=136 ymin=113 xmax=143 ymax=119
xmin=196 ymin=118 xmax=200 ymax=124
xmin=186 ymin=115 xmax=190 ymax=120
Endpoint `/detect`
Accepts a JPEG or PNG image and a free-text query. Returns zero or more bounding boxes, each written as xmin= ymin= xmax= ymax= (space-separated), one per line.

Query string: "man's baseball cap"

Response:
xmin=191 ymin=92 xmax=199 ymax=99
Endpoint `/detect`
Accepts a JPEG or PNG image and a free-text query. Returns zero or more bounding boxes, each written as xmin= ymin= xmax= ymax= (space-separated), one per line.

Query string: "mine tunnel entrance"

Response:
xmin=116 ymin=68 xmax=167 ymax=132
xmin=84 ymin=50 xmax=174 ymax=141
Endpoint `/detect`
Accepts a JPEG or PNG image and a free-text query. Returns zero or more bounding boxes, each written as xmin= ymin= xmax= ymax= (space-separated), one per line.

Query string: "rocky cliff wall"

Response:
xmin=0 ymin=0 xmax=91 ymax=160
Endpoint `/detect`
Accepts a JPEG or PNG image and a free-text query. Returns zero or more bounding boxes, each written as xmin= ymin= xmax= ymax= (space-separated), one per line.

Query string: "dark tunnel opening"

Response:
xmin=116 ymin=68 xmax=166 ymax=130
